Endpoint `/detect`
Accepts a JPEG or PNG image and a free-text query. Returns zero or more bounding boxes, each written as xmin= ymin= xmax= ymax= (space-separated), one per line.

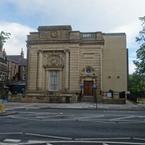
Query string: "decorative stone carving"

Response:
xmin=81 ymin=66 xmax=95 ymax=76
xmin=43 ymin=51 xmax=65 ymax=68
xmin=50 ymin=31 xmax=58 ymax=38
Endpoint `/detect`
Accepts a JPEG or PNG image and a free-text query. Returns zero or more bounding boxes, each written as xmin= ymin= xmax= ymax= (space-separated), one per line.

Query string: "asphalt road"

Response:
xmin=0 ymin=108 xmax=145 ymax=145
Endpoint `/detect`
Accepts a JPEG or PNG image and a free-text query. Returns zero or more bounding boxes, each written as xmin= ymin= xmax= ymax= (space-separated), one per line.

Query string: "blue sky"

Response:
xmin=0 ymin=0 xmax=145 ymax=74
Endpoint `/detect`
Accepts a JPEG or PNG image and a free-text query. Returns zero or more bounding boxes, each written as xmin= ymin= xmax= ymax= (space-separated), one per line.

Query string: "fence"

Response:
xmin=127 ymin=91 xmax=145 ymax=103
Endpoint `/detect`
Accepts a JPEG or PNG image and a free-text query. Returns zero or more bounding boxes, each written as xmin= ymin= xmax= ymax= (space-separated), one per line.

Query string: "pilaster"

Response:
xmin=65 ymin=49 xmax=70 ymax=90
xmin=37 ymin=50 xmax=43 ymax=90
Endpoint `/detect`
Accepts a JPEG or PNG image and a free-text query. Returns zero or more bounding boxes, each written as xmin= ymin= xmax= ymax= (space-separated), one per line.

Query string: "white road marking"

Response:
xmin=136 ymin=115 xmax=145 ymax=118
xmin=35 ymin=116 xmax=48 ymax=119
xmin=9 ymin=116 xmax=40 ymax=121
xmin=77 ymin=114 xmax=105 ymax=120
xmin=27 ymin=112 xmax=58 ymax=115
xmin=0 ymin=143 xmax=18 ymax=145
xmin=3 ymin=139 xmax=21 ymax=143
xmin=75 ymin=137 xmax=131 ymax=140
xmin=27 ymin=140 xmax=52 ymax=145
xmin=110 ymin=115 xmax=135 ymax=121
xmin=0 ymin=132 xmax=23 ymax=135
xmin=9 ymin=115 xmax=78 ymax=122
xmin=134 ymin=137 xmax=145 ymax=141
xmin=103 ymin=143 xmax=109 ymax=145
xmin=47 ymin=140 xmax=145 ymax=144
xmin=25 ymin=132 xmax=72 ymax=140
xmin=0 ymin=138 xmax=145 ymax=145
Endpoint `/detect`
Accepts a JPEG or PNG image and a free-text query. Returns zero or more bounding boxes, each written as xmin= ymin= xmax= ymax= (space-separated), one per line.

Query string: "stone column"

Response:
xmin=37 ymin=50 xmax=43 ymax=90
xmin=65 ymin=50 xmax=70 ymax=90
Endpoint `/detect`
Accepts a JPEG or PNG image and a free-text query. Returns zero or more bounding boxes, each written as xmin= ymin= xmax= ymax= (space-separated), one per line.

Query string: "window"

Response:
xmin=49 ymin=71 xmax=59 ymax=91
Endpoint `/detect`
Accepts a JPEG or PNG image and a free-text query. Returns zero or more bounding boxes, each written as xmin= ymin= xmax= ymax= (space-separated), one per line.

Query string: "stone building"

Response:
xmin=0 ymin=50 xmax=8 ymax=98
xmin=0 ymin=50 xmax=7 ymax=82
xmin=26 ymin=25 xmax=128 ymax=102
xmin=7 ymin=50 xmax=27 ymax=94
xmin=7 ymin=49 xmax=27 ymax=82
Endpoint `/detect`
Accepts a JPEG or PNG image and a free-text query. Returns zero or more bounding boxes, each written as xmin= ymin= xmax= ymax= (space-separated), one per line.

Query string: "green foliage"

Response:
xmin=134 ymin=17 xmax=145 ymax=74
xmin=0 ymin=31 xmax=11 ymax=49
xmin=129 ymin=74 xmax=145 ymax=93
xmin=131 ymin=16 xmax=145 ymax=92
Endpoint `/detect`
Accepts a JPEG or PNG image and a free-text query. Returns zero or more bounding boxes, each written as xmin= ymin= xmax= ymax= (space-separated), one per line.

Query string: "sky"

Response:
xmin=0 ymin=0 xmax=145 ymax=74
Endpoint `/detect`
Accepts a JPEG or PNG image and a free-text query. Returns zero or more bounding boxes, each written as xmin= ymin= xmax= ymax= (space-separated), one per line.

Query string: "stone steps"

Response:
xmin=81 ymin=96 xmax=95 ymax=102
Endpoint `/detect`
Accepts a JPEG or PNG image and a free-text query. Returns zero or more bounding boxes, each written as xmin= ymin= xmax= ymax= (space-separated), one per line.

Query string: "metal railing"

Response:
xmin=80 ymin=33 xmax=96 ymax=40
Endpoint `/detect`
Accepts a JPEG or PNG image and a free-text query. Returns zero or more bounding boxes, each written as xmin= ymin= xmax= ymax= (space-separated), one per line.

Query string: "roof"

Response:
xmin=7 ymin=55 xmax=27 ymax=66
xmin=38 ymin=25 xmax=72 ymax=31
xmin=103 ymin=33 xmax=126 ymax=36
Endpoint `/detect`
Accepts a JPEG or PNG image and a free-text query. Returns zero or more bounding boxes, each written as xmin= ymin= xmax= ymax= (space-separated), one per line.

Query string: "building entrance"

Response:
xmin=84 ymin=81 xmax=93 ymax=96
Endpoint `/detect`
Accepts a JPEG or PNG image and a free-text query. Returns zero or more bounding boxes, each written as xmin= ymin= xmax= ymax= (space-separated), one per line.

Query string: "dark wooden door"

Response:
xmin=84 ymin=81 xmax=93 ymax=96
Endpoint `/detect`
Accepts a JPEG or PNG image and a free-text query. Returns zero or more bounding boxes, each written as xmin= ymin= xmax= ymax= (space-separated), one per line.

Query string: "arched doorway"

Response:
xmin=80 ymin=66 xmax=97 ymax=102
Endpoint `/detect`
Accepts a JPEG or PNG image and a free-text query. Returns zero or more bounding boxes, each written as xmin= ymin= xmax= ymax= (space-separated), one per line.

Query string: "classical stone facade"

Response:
xmin=26 ymin=25 xmax=128 ymax=102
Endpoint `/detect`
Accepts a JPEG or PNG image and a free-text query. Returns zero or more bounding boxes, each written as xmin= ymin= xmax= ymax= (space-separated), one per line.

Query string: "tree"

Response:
xmin=0 ymin=31 xmax=11 ymax=51
xmin=129 ymin=74 xmax=144 ymax=93
xmin=133 ymin=16 xmax=145 ymax=92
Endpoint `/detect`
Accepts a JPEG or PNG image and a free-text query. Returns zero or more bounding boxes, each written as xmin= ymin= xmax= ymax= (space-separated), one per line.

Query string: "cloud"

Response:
xmin=129 ymin=61 xmax=136 ymax=74
xmin=0 ymin=21 xmax=35 ymax=57
xmin=110 ymin=21 xmax=141 ymax=47
xmin=5 ymin=0 xmax=145 ymax=30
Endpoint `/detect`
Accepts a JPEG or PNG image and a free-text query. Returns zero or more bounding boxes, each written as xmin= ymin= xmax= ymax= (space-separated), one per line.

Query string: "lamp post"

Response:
xmin=79 ymin=83 xmax=83 ymax=102
xmin=93 ymin=84 xmax=97 ymax=109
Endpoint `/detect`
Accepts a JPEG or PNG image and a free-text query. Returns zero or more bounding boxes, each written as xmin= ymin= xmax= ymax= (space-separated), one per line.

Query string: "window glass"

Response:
xmin=50 ymin=71 xmax=59 ymax=91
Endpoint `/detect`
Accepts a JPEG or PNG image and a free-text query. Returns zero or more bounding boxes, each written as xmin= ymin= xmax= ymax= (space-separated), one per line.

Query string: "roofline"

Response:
xmin=38 ymin=25 xmax=72 ymax=31
xmin=103 ymin=33 xmax=126 ymax=36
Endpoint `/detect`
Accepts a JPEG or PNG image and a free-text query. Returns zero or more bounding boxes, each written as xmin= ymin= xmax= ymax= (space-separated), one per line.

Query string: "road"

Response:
xmin=0 ymin=108 xmax=145 ymax=145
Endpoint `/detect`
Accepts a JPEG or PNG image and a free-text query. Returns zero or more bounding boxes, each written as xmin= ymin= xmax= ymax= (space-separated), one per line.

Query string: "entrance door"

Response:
xmin=84 ymin=81 xmax=93 ymax=96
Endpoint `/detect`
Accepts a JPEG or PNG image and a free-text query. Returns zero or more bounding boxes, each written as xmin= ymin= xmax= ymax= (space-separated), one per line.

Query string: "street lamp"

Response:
xmin=79 ymin=83 xmax=83 ymax=102
xmin=93 ymin=84 xmax=97 ymax=109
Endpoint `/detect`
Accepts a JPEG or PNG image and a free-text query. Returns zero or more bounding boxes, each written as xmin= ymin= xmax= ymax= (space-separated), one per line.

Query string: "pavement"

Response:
xmin=0 ymin=100 xmax=144 ymax=114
